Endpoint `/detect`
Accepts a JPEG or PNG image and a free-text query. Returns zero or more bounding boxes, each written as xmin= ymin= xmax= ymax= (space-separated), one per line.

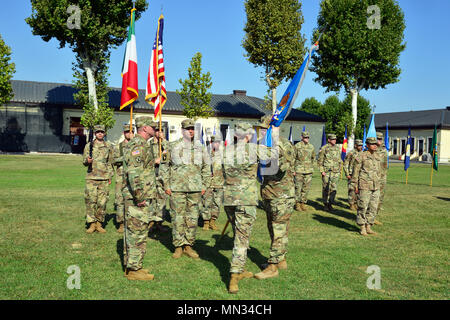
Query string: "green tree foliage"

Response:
xmin=26 ymin=0 xmax=148 ymax=127
xmin=311 ymin=0 xmax=405 ymax=145
xmin=242 ymin=0 xmax=306 ymax=112
xmin=177 ymin=52 xmax=213 ymax=120
xmin=0 ymin=35 xmax=16 ymax=105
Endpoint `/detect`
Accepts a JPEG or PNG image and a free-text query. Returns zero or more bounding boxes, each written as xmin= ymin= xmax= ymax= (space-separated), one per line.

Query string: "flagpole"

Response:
xmin=406 ymin=168 xmax=408 ymax=185
xmin=130 ymin=103 xmax=133 ymax=132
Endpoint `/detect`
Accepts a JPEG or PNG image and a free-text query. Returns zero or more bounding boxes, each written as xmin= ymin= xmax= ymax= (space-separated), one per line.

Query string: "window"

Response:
xmin=410 ymin=137 xmax=415 ymax=154
xmin=428 ymin=137 xmax=433 ymax=154
xmin=418 ymin=139 xmax=424 ymax=156
xmin=401 ymin=139 xmax=406 ymax=155
xmin=393 ymin=139 xmax=398 ymax=155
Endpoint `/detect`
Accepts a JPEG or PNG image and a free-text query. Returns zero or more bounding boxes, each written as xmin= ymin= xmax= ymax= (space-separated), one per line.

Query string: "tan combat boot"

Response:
xmin=117 ymin=223 xmax=124 ymax=233
xmin=359 ymin=224 xmax=368 ymax=236
xmin=255 ymin=264 xmax=279 ymax=280
xmin=300 ymin=203 xmax=307 ymax=211
xmin=240 ymin=270 xmax=254 ymax=279
xmin=373 ymin=219 xmax=383 ymax=226
xmin=209 ymin=219 xmax=219 ymax=231
xmin=86 ymin=222 xmax=96 ymax=234
xmin=228 ymin=273 xmax=240 ymax=294
xmin=366 ymin=224 xmax=377 ymax=235
xmin=126 ymin=269 xmax=154 ymax=281
xmin=277 ymin=259 xmax=287 ymax=270
xmin=96 ymin=221 xmax=106 ymax=233
xmin=124 ymin=268 xmax=149 ymax=277
xmin=202 ymin=220 xmax=210 ymax=231
xmin=172 ymin=247 xmax=183 ymax=259
xmin=295 ymin=202 xmax=302 ymax=212
xmin=183 ymin=246 xmax=200 ymax=259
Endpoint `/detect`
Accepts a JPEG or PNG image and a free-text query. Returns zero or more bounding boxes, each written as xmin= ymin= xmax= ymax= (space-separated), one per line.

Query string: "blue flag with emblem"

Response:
xmin=404 ymin=126 xmax=411 ymax=171
xmin=367 ymin=114 xmax=377 ymax=139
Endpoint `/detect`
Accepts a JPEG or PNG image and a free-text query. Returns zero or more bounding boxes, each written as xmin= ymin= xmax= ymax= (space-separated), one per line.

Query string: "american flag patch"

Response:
xmin=132 ymin=149 xmax=140 ymax=156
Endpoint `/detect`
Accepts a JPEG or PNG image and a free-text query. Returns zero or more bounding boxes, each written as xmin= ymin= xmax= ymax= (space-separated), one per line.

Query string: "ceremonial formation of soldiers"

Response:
xmin=82 ymin=115 xmax=388 ymax=294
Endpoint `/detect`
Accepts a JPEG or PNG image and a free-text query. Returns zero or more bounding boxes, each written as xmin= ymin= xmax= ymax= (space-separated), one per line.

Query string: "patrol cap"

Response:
xmin=366 ymin=137 xmax=377 ymax=144
xmin=327 ymin=133 xmax=337 ymax=140
xmin=181 ymin=119 xmax=195 ymax=129
xmin=94 ymin=124 xmax=106 ymax=132
xmin=355 ymin=139 xmax=363 ymax=146
xmin=122 ymin=123 xmax=135 ymax=132
xmin=302 ymin=131 xmax=310 ymax=138
xmin=235 ymin=122 xmax=254 ymax=137
xmin=135 ymin=116 xmax=157 ymax=129
xmin=258 ymin=114 xmax=272 ymax=129
xmin=376 ymin=132 xmax=384 ymax=139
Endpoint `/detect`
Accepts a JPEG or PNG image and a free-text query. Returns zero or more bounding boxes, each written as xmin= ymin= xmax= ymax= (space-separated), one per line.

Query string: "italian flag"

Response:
xmin=120 ymin=8 xmax=138 ymax=110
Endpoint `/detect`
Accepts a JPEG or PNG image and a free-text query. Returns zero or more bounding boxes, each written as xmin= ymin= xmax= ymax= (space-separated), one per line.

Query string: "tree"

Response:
xmin=26 ymin=0 xmax=148 ymax=125
xmin=177 ymin=52 xmax=213 ymax=120
xmin=298 ymin=97 xmax=322 ymax=117
xmin=311 ymin=0 xmax=406 ymax=149
xmin=242 ymin=0 xmax=306 ymax=112
xmin=0 ymin=35 xmax=16 ymax=105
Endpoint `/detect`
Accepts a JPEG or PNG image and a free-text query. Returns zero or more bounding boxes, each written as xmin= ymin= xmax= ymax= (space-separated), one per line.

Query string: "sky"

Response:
xmin=0 ymin=0 xmax=449 ymax=114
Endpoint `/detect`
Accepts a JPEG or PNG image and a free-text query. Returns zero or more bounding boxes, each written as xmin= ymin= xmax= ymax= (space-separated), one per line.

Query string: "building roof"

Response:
xmin=9 ymin=80 xmax=325 ymax=122
xmin=374 ymin=107 xmax=450 ymax=130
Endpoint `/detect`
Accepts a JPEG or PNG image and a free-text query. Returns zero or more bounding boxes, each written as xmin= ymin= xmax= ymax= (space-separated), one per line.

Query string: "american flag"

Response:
xmin=145 ymin=15 xmax=166 ymax=119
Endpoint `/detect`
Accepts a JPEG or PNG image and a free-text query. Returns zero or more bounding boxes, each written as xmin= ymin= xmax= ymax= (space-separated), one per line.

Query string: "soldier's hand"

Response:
xmin=165 ymin=189 xmax=172 ymax=196
xmin=293 ymin=172 xmax=296 ymax=176
xmin=109 ymin=179 xmax=112 ymax=185
xmin=321 ymin=172 xmax=326 ymax=177
xmin=347 ymin=175 xmax=351 ymax=180
xmin=87 ymin=157 xmax=93 ymax=164
xmin=355 ymin=187 xmax=359 ymax=194
xmin=201 ymin=189 xmax=206 ymax=195
xmin=137 ymin=201 xmax=147 ymax=207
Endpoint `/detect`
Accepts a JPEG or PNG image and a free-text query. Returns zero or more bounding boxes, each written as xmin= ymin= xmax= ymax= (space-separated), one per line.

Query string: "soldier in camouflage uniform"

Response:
xmin=148 ymin=125 xmax=170 ymax=233
xmin=318 ymin=133 xmax=342 ymax=211
xmin=255 ymin=116 xmax=295 ymax=280
xmin=161 ymin=119 xmax=210 ymax=260
xmin=294 ymin=131 xmax=316 ymax=211
xmin=201 ymin=134 xmax=224 ymax=231
xmin=343 ymin=139 xmax=363 ymax=211
xmin=113 ymin=124 xmax=134 ymax=233
xmin=375 ymin=132 xmax=388 ymax=225
xmin=352 ymin=137 xmax=381 ymax=236
xmin=123 ymin=116 xmax=160 ymax=281
xmin=223 ymin=121 xmax=273 ymax=294
xmin=83 ymin=125 xmax=114 ymax=234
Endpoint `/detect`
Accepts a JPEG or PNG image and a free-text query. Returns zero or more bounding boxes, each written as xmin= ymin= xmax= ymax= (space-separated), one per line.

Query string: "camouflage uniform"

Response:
xmin=294 ymin=132 xmax=315 ymax=205
xmin=261 ymin=136 xmax=296 ymax=264
xmin=82 ymin=126 xmax=114 ymax=224
xmin=202 ymin=141 xmax=224 ymax=222
xmin=123 ymin=117 xmax=158 ymax=271
xmin=223 ymin=122 xmax=272 ymax=274
xmin=343 ymin=140 xmax=363 ymax=207
xmin=161 ymin=119 xmax=211 ymax=249
xmin=375 ymin=132 xmax=388 ymax=214
xmin=318 ymin=134 xmax=342 ymax=207
xmin=352 ymin=141 xmax=381 ymax=226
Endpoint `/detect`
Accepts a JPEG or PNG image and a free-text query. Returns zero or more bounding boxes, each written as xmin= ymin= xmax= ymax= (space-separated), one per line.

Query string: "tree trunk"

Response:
xmin=271 ymin=87 xmax=277 ymax=113
xmin=84 ymin=65 xmax=98 ymax=110
xmin=349 ymin=88 xmax=358 ymax=151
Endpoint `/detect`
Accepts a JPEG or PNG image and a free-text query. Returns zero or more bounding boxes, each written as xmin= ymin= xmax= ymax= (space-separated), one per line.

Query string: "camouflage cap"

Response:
xmin=135 ymin=116 xmax=157 ymax=129
xmin=302 ymin=131 xmax=310 ymax=138
xmin=355 ymin=139 xmax=363 ymax=146
xmin=94 ymin=124 xmax=106 ymax=132
xmin=327 ymin=133 xmax=337 ymax=140
xmin=122 ymin=123 xmax=135 ymax=132
xmin=366 ymin=137 xmax=377 ymax=144
xmin=376 ymin=132 xmax=384 ymax=139
xmin=181 ymin=119 xmax=196 ymax=129
xmin=235 ymin=122 xmax=254 ymax=137
xmin=258 ymin=114 xmax=272 ymax=129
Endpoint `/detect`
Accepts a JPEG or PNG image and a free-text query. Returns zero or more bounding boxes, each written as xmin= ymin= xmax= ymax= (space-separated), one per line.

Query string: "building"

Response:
xmin=374 ymin=107 xmax=450 ymax=163
xmin=0 ymin=80 xmax=325 ymax=154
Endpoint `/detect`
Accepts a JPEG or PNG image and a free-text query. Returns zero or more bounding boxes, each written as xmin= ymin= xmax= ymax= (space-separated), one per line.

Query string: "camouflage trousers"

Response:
xmin=123 ymin=199 xmax=156 ymax=270
xmin=377 ymin=177 xmax=386 ymax=213
xmin=152 ymin=183 xmax=167 ymax=222
xmin=115 ymin=173 xmax=125 ymax=224
xmin=170 ymin=192 xmax=202 ymax=247
xmin=347 ymin=179 xmax=357 ymax=205
xmin=322 ymin=171 xmax=340 ymax=205
xmin=356 ymin=189 xmax=380 ymax=226
xmin=263 ymin=198 xmax=295 ymax=264
xmin=84 ymin=179 xmax=109 ymax=223
xmin=224 ymin=205 xmax=257 ymax=274
xmin=294 ymin=173 xmax=313 ymax=204
xmin=201 ymin=188 xmax=223 ymax=221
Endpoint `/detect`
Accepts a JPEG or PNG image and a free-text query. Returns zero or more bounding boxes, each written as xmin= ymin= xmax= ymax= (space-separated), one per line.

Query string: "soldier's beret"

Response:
xmin=355 ymin=139 xmax=363 ymax=146
xmin=135 ymin=116 xmax=157 ymax=129
xmin=366 ymin=137 xmax=377 ymax=144
xmin=327 ymin=133 xmax=337 ymax=140
xmin=94 ymin=124 xmax=106 ymax=132
xmin=302 ymin=131 xmax=310 ymax=138
xmin=258 ymin=114 xmax=272 ymax=129
xmin=376 ymin=132 xmax=384 ymax=139
xmin=122 ymin=123 xmax=135 ymax=132
xmin=181 ymin=119 xmax=196 ymax=129
xmin=235 ymin=122 xmax=254 ymax=136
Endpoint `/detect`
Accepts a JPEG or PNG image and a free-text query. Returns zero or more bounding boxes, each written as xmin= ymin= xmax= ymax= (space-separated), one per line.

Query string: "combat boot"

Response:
xmin=202 ymin=220 xmax=210 ymax=231
xmin=86 ymin=222 xmax=96 ymax=234
xmin=323 ymin=203 xmax=329 ymax=212
xmin=373 ymin=219 xmax=383 ymax=226
xmin=96 ymin=221 xmax=106 ymax=233
xmin=295 ymin=202 xmax=302 ymax=211
xmin=126 ymin=268 xmax=154 ymax=281
xmin=277 ymin=259 xmax=287 ymax=270
xmin=228 ymin=273 xmax=241 ymax=294
xmin=254 ymin=264 xmax=279 ymax=280
xmin=300 ymin=203 xmax=307 ymax=211
xmin=359 ymin=224 xmax=368 ymax=236
xmin=209 ymin=219 xmax=219 ymax=230
xmin=172 ymin=247 xmax=183 ymax=259
xmin=117 ymin=223 xmax=124 ymax=233
xmin=328 ymin=203 xmax=334 ymax=211
xmin=240 ymin=270 xmax=254 ymax=279
xmin=366 ymin=224 xmax=377 ymax=235
xmin=124 ymin=268 xmax=149 ymax=277
xmin=183 ymin=246 xmax=200 ymax=259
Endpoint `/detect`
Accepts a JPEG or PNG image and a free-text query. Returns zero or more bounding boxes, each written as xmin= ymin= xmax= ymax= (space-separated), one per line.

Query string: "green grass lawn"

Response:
xmin=0 ymin=154 xmax=448 ymax=300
